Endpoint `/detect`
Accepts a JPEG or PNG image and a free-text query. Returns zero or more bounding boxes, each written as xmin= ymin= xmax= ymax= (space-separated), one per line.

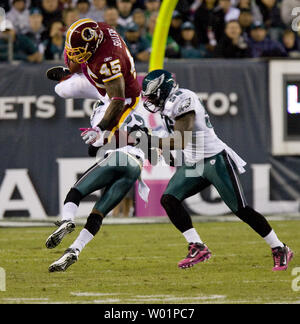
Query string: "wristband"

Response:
xmin=111 ymin=97 xmax=125 ymax=101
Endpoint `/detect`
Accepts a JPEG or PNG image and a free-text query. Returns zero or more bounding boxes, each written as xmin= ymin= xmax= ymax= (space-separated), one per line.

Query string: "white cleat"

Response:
xmin=45 ymin=220 xmax=75 ymax=249
xmin=48 ymin=248 xmax=79 ymax=272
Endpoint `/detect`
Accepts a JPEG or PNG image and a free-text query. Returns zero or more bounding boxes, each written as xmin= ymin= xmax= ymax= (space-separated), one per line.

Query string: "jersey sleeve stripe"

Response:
xmin=102 ymin=73 xmax=123 ymax=83
xmin=107 ymin=96 xmax=140 ymax=143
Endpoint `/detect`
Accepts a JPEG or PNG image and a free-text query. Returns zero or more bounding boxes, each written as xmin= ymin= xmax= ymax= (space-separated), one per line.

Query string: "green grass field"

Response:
xmin=0 ymin=220 xmax=299 ymax=304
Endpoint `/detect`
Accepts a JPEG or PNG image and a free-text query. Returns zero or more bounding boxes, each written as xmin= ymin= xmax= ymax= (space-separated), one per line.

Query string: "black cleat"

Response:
xmin=48 ymin=248 xmax=79 ymax=272
xmin=46 ymin=66 xmax=71 ymax=81
xmin=45 ymin=220 xmax=75 ymax=249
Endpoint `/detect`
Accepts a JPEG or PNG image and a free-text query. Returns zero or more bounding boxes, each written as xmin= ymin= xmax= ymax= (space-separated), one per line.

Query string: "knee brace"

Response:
xmin=64 ymin=188 xmax=83 ymax=206
xmin=84 ymin=213 xmax=103 ymax=236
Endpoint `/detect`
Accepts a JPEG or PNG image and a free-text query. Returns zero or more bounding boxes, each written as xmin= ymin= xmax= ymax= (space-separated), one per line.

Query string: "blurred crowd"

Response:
xmin=1 ymin=0 xmax=300 ymax=62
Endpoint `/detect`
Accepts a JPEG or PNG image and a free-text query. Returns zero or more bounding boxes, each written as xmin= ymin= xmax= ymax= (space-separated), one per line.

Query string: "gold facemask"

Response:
xmin=65 ymin=45 xmax=92 ymax=64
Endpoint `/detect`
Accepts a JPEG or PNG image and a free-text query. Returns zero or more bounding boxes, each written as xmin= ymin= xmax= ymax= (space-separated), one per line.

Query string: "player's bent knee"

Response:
xmin=161 ymin=194 xmax=179 ymax=209
xmin=55 ymin=83 xmax=69 ymax=98
xmin=160 ymin=194 xmax=169 ymax=208
xmin=84 ymin=213 xmax=103 ymax=236
xmin=64 ymin=188 xmax=83 ymax=206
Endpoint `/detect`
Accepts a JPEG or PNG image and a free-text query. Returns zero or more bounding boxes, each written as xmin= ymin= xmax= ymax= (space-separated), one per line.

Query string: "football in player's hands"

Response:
xmin=46 ymin=66 xmax=71 ymax=81
xmin=128 ymin=125 xmax=151 ymax=137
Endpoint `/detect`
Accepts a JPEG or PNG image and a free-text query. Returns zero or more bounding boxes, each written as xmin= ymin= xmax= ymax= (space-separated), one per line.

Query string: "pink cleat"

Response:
xmin=178 ymin=243 xmax=211 ymax=269
xmin=271 ymin=244 xmax=294 ymax=271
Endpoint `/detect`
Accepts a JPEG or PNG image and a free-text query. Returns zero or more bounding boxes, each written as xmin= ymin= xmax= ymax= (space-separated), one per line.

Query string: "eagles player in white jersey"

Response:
xmin=141 ymin=69 xmax=293 ymax=271
xmin=46 ymin=100 xmax=150 ymax=272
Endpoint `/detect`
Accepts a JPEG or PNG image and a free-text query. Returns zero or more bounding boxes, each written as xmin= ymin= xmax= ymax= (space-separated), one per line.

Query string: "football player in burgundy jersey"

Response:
xmin=47 ymin=18 xmax=142 ymax=139
xmin=44 ymin=19 xmax=154 ymax=272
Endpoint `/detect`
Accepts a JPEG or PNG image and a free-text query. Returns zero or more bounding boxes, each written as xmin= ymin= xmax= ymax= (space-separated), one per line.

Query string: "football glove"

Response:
xmin=80 ymin=127 xmax=103 ymax=146
xmin=128 ymin=125 xmax=161 ymax=165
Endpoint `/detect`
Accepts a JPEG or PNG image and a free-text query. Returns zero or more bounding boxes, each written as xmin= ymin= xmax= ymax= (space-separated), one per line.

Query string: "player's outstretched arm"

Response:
xmin=98 ymin=76 xmax=126 ymax=131
xmin=159 ymin=111 xmax=195 ymax=151
xmin=135 ymin=111 xmax=195 ymax=153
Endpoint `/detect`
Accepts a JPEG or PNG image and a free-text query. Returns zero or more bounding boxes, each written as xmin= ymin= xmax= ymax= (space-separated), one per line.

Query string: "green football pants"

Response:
xmin=74 ymin=151 xmax=141 ymax=216
xmin=164 ymin=150 xmax=247 ymax=213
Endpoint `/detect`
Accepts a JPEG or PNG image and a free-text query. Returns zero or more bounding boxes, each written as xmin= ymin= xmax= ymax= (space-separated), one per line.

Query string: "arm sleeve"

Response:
xmin=173 ymin=95 xmax=197 ymax=119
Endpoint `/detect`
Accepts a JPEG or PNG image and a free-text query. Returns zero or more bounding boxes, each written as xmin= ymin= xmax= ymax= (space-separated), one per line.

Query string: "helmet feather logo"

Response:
xmin=144 ymin=74 xmax=165 ymax=96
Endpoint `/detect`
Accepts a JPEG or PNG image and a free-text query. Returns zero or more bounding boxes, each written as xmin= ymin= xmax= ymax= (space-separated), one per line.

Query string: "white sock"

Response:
xmin=264 ymin=230 xmax=284 ymax=249
xmin=69 ymin=228 xmax=94 ymax=253
xmin=183 ymin=228 xmax=203 ymax=244
xmin=61 ymin=202 xmax=78 ymax=222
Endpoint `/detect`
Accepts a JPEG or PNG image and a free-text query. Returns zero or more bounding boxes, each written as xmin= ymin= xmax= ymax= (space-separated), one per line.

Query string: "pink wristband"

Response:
xmin=111 ymin=97 xmax=125 ymax=101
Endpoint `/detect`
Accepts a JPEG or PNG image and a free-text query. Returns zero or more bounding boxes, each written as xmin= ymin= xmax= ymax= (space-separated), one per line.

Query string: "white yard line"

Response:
xmin=70 ymin=293 xmax=226 ymax=303
xmin=71 ymin=292 xmax=123 ymax=297
xmin=93 ymin=299 xmax=121 ymax=303
xmin=135 ymin=295 xmax=173 ymax=298
xmin=1 ymin=215 xmax=300 ymax=227
xmin=243 ymin=280 xmax=291 ymax=283
xmin=2 ymin=296 xmax=299 ymax=304
xmin=2 ymin=298 xmax=49 ymax=302
xmin=131 ymin=295 xmax=226 ymax=302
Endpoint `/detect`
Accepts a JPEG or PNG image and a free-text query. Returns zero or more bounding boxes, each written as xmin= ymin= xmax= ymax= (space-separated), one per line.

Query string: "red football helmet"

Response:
xmin=65 ymin=18 xmax=103 ymax=64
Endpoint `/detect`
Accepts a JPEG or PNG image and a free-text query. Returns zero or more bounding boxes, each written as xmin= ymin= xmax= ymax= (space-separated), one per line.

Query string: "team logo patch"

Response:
xmin=210 ymin=159 xmax=216 ymax=165
xmin=81 ymin=27 xmax=96 ymax=41
xmin=178 ymin=98 xmax=191 ymax=113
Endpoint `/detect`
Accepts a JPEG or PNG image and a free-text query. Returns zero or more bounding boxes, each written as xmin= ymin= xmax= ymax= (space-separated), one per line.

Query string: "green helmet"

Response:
xmin=142 ymin=69 xmax=177 ymax=113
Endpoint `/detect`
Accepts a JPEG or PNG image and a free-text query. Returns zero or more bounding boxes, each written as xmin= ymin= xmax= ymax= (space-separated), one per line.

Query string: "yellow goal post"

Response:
xmin=148 ymin=0 xmax=179 ymax=72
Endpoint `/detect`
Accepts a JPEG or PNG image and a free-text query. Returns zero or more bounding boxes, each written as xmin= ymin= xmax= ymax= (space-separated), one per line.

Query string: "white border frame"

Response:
xmin=270 ymin=60 xmax=300 ymax=155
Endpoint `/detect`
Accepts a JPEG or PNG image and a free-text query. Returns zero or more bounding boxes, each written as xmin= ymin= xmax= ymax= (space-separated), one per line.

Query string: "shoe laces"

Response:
xmin=272 ymin=248 xmax=284 ymax=266
xmin=187 ymin=243 xmax=203 ymax=258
